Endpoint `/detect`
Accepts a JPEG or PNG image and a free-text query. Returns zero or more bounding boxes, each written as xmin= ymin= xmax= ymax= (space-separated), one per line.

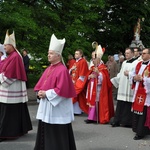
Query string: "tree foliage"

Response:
xmin=100 ymin=0 xmax=150 ymax=54
xmin=0 ymin=0 xmax=150 ymax=63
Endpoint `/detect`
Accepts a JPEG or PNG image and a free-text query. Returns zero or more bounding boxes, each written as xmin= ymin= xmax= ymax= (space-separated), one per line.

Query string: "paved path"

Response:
xmin=0 ymin=89 xmax=150 ymax=150
xmin=27 ymin=88 xmax=37 ymax=102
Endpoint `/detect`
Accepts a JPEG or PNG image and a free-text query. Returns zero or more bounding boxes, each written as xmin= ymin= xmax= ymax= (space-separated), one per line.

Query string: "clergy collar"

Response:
xmin=76 ymin=57 xmax=82 ymax=62
xmin=142 ymin=60 xmax=150 ymax=65
xmin=126 ymin=57 xmax=135 ymax=63
xmin=133 ymin=55 xmax=140 ymax=60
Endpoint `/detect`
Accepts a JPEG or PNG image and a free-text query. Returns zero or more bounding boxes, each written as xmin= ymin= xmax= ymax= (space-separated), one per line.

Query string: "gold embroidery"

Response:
xmin=144 ymin=67 xmax=150 ymax=77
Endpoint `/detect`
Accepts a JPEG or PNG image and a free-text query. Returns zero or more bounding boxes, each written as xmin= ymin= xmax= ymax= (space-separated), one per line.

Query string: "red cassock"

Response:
xmin=87 ymin=64 xmax=114 ymax=124
xmin=71 ymin=58 xmax=89 ymax=114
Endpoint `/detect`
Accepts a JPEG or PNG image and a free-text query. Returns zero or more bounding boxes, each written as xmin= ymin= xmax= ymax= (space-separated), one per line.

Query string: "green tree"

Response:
xmin=0 ymin=0 xmax=150 ymax=70
xmin=99 ymin=0 xmax=150 ymax=53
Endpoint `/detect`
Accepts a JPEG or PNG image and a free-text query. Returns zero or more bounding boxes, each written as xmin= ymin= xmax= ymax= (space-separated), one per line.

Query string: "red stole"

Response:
xmin=132 ymin=88 xmax=146 ymax=113
xmin=86 ymin=67 xmax=98 ymax=107
xmin=132 ymin=62 xmax=150 ymax=114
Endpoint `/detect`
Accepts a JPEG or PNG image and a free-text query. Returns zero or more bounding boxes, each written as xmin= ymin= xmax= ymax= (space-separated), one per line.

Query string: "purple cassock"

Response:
xmin=34 ymin=62 xmax=76 ymax=98
xmin=34 ymin=62 xmax=77 ymax=150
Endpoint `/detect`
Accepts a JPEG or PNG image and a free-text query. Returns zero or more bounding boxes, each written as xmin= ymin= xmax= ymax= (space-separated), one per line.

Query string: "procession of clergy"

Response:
xmin=68 ymin=44 xmax=150 ymax=141
xmin=0 ymin=30 xmax=150 ymax=149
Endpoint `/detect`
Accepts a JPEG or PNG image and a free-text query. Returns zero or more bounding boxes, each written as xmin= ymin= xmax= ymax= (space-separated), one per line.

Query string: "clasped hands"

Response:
xmin=133 ymin=75 xmax=143 ymax=82
xmin=88 ymin=74 xmax=97 ymax=79
xmin=71 ymin=65 xmax=76 ymax=70
xmin=124 ymin=70 xmax=129 ymax=76
xmin=88 ymin=68 xmax=99 ymax=79
xmin=93 ymin=67 xmax=99 ymax=74
xmin=38 ymin=90 xmax=46 ymax=99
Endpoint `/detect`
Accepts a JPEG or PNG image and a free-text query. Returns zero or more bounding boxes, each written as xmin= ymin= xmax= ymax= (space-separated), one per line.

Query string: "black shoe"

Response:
xmin=0 ymin=138 xmax=7 ymax=142
xmin=133 ymin=135 xmax=144 ymax=140
xmin=74 ymin=114 xmax=81 ymax=116
xmin=84 ymin=119 xmax=97 ymax=124
xmin=111 ymin=122 xmax=120 ymax=127
xmin=120 ymin=124 xmax=131 ymax=128
xmin=111 ymin=121 xmax=120 ymax=127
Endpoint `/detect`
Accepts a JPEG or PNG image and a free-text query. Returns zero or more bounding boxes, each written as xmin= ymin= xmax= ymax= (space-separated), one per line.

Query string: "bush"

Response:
xmin=27 ymin=73 xmax=41 ymax=88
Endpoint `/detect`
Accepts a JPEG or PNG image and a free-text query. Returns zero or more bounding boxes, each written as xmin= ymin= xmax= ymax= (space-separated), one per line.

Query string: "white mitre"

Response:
xmin=49 ymin=34 xmax=65 ymax=55
xmin=4 ymin=30 xmax=16 ymax=48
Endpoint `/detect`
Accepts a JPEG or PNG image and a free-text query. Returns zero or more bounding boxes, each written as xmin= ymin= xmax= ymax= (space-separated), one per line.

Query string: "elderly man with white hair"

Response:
xmin=34 ymin=34 xmax=77 ymax=150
